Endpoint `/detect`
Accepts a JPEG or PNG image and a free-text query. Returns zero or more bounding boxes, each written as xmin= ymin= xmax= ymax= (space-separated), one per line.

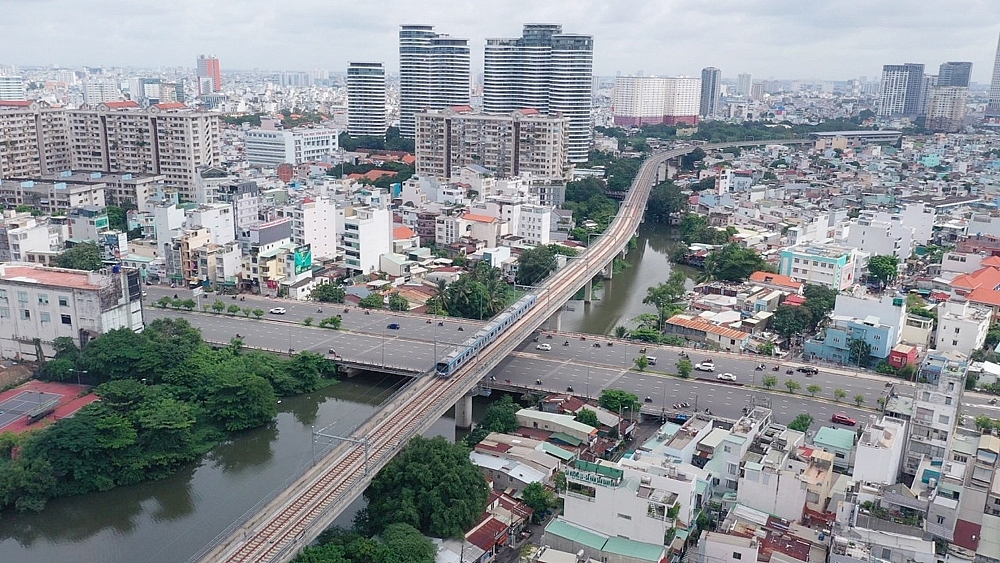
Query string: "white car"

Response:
xmin=717 ymin=372 xmax=737 ymax=382
xmin=695 ymin=362 xmax=715 ymax=372
xmin=536 ymin=343 xmax=552 ymax=351
xmin=268 ymin=307 xmax=287 ymax=315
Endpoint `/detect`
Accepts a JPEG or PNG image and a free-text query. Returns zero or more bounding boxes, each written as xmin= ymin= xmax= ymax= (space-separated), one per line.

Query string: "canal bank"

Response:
xmin=543 ymin=222 xmax=695 ymax=336
xmin=0 ymin=373 xmax=454 ymax=563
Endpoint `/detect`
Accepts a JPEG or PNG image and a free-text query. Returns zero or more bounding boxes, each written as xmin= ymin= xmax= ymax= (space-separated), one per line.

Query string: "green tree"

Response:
xmin=975 ymin=415 xmax=995 ymax=433
xmin=772 ymin=305 xmax=813 ymax=340
xmin=614 ymin=325 xmax=629 ymax=338
xmin=676 ymin=358 xmax=692 ymax=379
xmin=784 ymin=379 xmax=801 ymax=394
xmin=311 ymin=283 xmax=347 ymax=303
xmin=55 ymin=242 xmax=103 ymax=271
xmin=181 ymin=299 xmax=196 ymax=311
xmin=211 ymin=299 xmax=226 ymax=313
xmin=553 ymin=471 xmax=567 ymax=493
xmin=806 ymin=384 xmax=822 ymax=397
xmin=575 ymin=408 xmax=601 ymax=428
xmin=635 ymin=355 xmax=649 ymax=371
xmin=516 ymin=245 xmax=564 ymax=286
xmin=700 ymin=243 xmax=771 ymax=282
xmin=867 ymin=255 xmax=900 ymax=292
xmin=104 ymin=205 xmax=128 ymax=231
xmin=226 ymin=304 xmax=241 ymax=315
xmin=521 ymin=482 xmax=557 ymax=523
xmin=643 ymin=270 xmax=687 ymax=328
xmin=318 ymin=316 xmax=342 ymax=329
xmin=204 ymin=370 xmax=278 ymax=431
xmin=757 ymin=341 xmax=775 ymax=356
xmin=848 ymin=338 xmax=873 ymax=367
xmin=788 ymin=414 xmax=814 ymax=432
xmin=242 ymin=307 xmax=252 ymax=317
xmin=359 ymin=294 xmax=384 ymax=309
xmin=834 ymin=388 xmax=847 ymax=402
xmin=646 ymin=180 xmax=688 ymax=223
xmin=854 ymin=394 xmax=865 ymax=407
xmin=387 ymin=292 xmax=409 ymax=312
xmin=802 ymin=284 xmax=838 ymax=328
xmin=599 ymin=389 xmax=639 ymax=413
xmin=762 ymin=375 xmax=777 ymax=389
xmin=156 ymin=296 xmax=172 ymax=308
xmin=303 ymin=316 xmax=314 ymax=326
xmin=252 ymin=309 xmax=264 ymax=319
xmin=465 ymin=395 xmax=521 ymax=445
xmin=359 ymin=436 xmax=488 ymax=538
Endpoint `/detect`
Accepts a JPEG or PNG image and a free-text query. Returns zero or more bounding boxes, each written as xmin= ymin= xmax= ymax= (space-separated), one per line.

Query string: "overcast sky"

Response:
xmin=3 ymin=0 xmax=1000 ymax=82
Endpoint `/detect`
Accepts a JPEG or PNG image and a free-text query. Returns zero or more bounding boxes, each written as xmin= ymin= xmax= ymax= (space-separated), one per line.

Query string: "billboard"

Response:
xmin=294 ymin=244 xmax=312 ymax=275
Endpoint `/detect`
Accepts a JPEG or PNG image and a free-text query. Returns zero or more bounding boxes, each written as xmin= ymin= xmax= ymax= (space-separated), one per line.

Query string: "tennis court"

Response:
xmin=0 ymin=390 xmax=63 ymax=430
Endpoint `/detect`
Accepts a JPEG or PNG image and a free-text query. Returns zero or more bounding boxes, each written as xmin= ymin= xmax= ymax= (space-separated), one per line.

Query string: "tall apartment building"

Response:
xmin=938 ymin=61 xmax=972 ymax=87
xmin=83 ymin=79 xmax=120 ymax=104
xmin=877 ymin=63 xmax=925 ymax=117
xmin=398 ymin=25 xmax=470 ymax=139
xmin=0 ymin=101 xmax=72 ymax=178
xmin=736 ymin=73 xmax=752 ymax=97
xmin=278 ymin=197 xmax=339 ymax=260
xmin=483 ymin=24 xmax=593 ymax=163
xmin=0 ymin=76 xmax=26 ymax=101
xmin=926 ymin=86 xmax=969 ymax=132
xmin=699 ymin=67 xmax=721 ymax=118
xmin=244 ymin=126 xmax=339 ymax=166
xmin=0 ymin=263 xmax=144 ymax=361
xmin=898 ymin=353 xmax=966 ymax=476
xmin=612 ymin=76 xmax=701 ymax=126
xmin=196 ymin=55 xmax=222 ymax=93
xmin=341 ymin=204 xmax=392 ymax=275
xmin=414 ymin=107 xmax=570 ymax=181
xmin=346 ymin=62 xmax=387 ymax=137
xmin=987 ymin=33 xmax=1000 ymax=124
xmin=66 ymin=101 xmax=221 ymax=201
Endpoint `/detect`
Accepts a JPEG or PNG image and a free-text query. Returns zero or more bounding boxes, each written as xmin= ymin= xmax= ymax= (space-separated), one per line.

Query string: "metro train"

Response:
xmin=435 ymin=293 xmax=538 ymax=377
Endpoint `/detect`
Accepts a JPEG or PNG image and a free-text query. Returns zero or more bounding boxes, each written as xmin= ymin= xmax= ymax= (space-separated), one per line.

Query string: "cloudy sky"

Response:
xmin=4 ymin=0 xmax=1000 ymax=82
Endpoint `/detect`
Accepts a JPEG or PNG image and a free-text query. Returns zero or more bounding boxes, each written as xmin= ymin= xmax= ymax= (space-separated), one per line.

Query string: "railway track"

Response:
xmin=199 ymin=140 xmax=808 ymax=563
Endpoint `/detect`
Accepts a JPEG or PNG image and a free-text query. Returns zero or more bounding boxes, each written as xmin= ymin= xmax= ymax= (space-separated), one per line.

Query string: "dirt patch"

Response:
xmin=0 ymin=363 xmax=34 ymax=390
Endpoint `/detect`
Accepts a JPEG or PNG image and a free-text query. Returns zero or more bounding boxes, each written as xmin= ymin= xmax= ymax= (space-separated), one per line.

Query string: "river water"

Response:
xmin=0 ymin=374 xmax=455 ymax=563
xmin=0 ymin=223 xmax=679 ymax=562
xmin=542 ymin=222 xmax=694 ymax=335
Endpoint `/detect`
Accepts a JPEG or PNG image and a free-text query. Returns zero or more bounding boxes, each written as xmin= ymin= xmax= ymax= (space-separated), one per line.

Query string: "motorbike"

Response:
xmin=235 ymin=333 xmax=242 ymax=339
xmin=174 ymin=293 xmax=179 ymax=299
xmin=328 ymin=348 xmax=336 ymax=355
xmin=593 ymin=343 xmax=601 ymax=348
xmin=317 ymin=308 xmax=323 ymax=313
xmin=438 ymin=322 xmax=444 ymax=326
xmin=580 ymin=336 xmax=586 ymax=341
xmin=344 ymin=308 xmax=349 ymax=313
xmin=458 ymin=326 xmax=464 ymax=331
xmin=535 ymin=379 xmax=542 ymax=385
xmin=607 ymin=342 xmax=613 ymax=347
xmin=534 ymin=337 xmax=540 ymax=342
xmin=426 ymin=319 xmax=432 ymax=324
xmin=640 ymin=347 xmax=647 ymax=354
xmin=705 ymin=408 xmax=712 ymax=415
xmin=678 ymin=351 xmax=688 ymax=358
xmin=563 ymin=341 xmax=570 ymax=346
xmin=240 ymin=296 xmax=245 ymax=301
xmin=365 ymin=310 xmax=371 ymax=315
xmin=231 ymin=295 xmax=237 ymax=300
xmin=755 ymin=364 xmax=765 ymax=371
xmin=991 ymin=398 xmax=998 ymax=406
xmin=786 ymin=369 xmax=794 ymax=374
xmin=566 ymin=386 xmax=574 ymax=392
xmin=546 ymin=334 xmax=553 ymax=339
xmin=644 ymin=396 xmax=652 ymax=403
xmin=771 ymin=366 xmax=780 ymax=371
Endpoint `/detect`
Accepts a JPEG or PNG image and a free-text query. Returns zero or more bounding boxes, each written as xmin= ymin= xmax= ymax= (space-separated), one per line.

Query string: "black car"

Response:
xmin=387 ymin=323 xmax=401 ymax=330
xmin=796 ymin=366 xmax=819 ymax=375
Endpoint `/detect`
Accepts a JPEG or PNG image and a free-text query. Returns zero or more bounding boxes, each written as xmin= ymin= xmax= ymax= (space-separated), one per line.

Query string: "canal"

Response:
xmin=0 ymin=374 xmax=455 ymax=563
xmin=542 ymin=222 xmax=695 ymax=335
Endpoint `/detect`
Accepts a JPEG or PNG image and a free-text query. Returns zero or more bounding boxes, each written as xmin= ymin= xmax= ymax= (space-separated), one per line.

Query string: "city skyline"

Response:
xmin=3 ymin=1 xmax=1000 ymax=82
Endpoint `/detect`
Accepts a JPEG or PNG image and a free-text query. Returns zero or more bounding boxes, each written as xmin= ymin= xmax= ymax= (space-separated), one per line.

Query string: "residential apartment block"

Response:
xmin=414 ymin=107 xmax=570 ymax=181
xmin=779 ymin=241 xmax=867 ymax=290
xmin=244 ymin=125 xmax=339 ymax=166
xmin=612 ymin=75 xmax=701 ymax=126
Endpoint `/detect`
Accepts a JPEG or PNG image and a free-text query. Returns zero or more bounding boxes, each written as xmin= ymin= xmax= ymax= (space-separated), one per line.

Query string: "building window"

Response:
xmin=40 ymin=312 xmax=50 ymax=323
xmin=939 ymin=415 xmax=949 ymax=425
xmin=0 ymin=289 xmax=6 ymax=299
xmin=59 ymin=296 xmax=69 ymax=307
xmin=733 ymin=553 xmax=742 ymax=560
xmin=617 ymin=513 xmax=632 ymax=520
xmin=61 ymin=314 xmax=72 ymax=325
xmin=38 ymin=294 xmax=49 ymax=305
xmin=17 ymin=291 xmax=28 ymax=302
xmin=21 ymin=310 xmax=30 ymax=320
xmin=0 ymin=307 xmax=8 ymax=318
xmin=953 ymin=340 xmax=958 ymax=346
xmin=955 ymin=327 xmax=961 ymax=334
xmin=937 ymin=515 xmax=946 ymax=525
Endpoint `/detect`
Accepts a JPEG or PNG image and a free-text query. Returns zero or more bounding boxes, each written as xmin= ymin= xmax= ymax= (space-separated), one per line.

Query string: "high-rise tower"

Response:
xmin=937 ymin=61 xmax=973 ymax=87
xmin=736 ymin=73 xmax=752 ymax=97
xmin=699 ymin=67 xmax=721 ymax=118
xmin=346 ymin=62 xmax=387 ymax=137
xmin=398 ymin=25 xmax=470 ymax=139
xmin=878 ymin=63 xmax=924 ymax=117
xmin=986 ymin=33 xmax=1000 ymax=123
xmin=196 ymin=55 xmax=222 ymax=93
xmin=483 ymin=24 xmax=593 ymax=163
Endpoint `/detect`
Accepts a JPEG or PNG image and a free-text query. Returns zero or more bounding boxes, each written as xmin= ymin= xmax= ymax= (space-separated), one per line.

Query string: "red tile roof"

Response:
xmin=105 ymin=101 xmax=140 ymax=109
xmin=0 ymin=265 xmax=102 ymax=289
xmin=783 ymin=294 xmax=807 ymax=306
xmin=393 ymin=226 xmax=415 ymax=240
xmin=465 ymin=516 xmax=508 ymax=552
xmin=463 ymin=213 xmax=498 ymax=224
xmin=749 ymin=271 xmax=803 ymax=290
xmin=154 ymin=102 xmax=187 ymax=110
xmin=953 ymin=519 xmax=981 ymax=551
xmin=0 ymin=100 xmax=33 ymax=107
xmin=665 ymin=314 xmax=750 ymax=340
xmin=951 ymin=265 xmax=1000 ymax=295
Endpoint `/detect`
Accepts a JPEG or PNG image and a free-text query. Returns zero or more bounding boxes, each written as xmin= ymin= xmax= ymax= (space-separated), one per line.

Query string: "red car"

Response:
xmin=831 ymin=413 xmax=857 ymax=426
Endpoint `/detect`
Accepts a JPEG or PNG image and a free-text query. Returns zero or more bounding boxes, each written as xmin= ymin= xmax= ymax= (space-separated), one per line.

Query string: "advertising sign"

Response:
xmin=294 ymin=244 xmax=312 ymax=275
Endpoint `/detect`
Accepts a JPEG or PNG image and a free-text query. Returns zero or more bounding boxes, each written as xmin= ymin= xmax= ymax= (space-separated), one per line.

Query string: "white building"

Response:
xmin=341 ymin=205 xmax=391 ymax=275
xmin=517 ymin=204 xmax=552 ymax=246
xmin=186 ymin=203 xmax=236 ymax=246
xmin=244 ymin=126 xmax=340 ymax=166
xmin=935 ymin=300 xmax=990 ymax=357
xmin=779 ymin=241 xmax=868 ymax=291
xmin=4 ymin=220 xmax=52 ymax=263
xmin=900 ymin=353 xmax=966 ymax=475
xmin=281 ymin=197 xmax=339 ymax=261
xmin=397 ymin=25 xmax=471 ymax=139
xmin=0 ymin=76 xmax=26 ymax=101
xmin=842 ymin=212 xmax=914 ymax=260
xmin=0 ymin=179 xmax=107 ymax=214
xmin=83 ymin=79 xmax=120 ymax=104
xmin=346 ymin=62 xmax=386 ymax=137
xmin=0 ymin=263 xmax=144 ymax=361
xmin=852 ymin=417 xmax=907 ymax=486
xmin=612 ymin=75 xmax=701 ymax=126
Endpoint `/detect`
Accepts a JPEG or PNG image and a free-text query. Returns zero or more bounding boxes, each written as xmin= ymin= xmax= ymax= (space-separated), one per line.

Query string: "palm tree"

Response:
xmin=614 ymin=325 xmax=629 ymax=338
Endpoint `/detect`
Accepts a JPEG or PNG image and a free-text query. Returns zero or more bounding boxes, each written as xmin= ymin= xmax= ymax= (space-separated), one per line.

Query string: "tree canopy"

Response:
xmin=645 ymin=180 xmax=688 ymax=223
xmin=575 ymin=408 xmax=600 ymax=428
xmin=55 ymin=242 xmax=103 ymax=271
xmin=867 ymin=255 xmax=900 ymax=292
xmin=310 ymin=284 xmax=346 ymax=303
xmin=679 ymin=214 xmax=735 ymax=245
xmin=294 ymin=524 xmax=436 ymax=563
xmin=465 ymin=394 xmax=521 ymax=445
xmin=788 ymin=414 xmax=814 ymax=432
xmin=643 ymin=270 xmax=687 ymax=327
xmin=358 ymin=436 xmax=489 ymax=538
xmin=516 ymin=244 xmax=577 ymax=286
xmin=700 ymin=244 xmax=771 ymax=282
xmin=440 ymin=262 xmax=513 ymax=320
xmin=599 ymin=389 xmax=639 ymax=413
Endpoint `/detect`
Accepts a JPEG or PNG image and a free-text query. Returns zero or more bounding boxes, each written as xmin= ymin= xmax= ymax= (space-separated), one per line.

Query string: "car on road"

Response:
xmin=667 ymin=413 xmax=690 ymax=424
xmin=387 ymin=323 xmax=401 ymax=330
xmin=268 ymin=307 xmax=286 ymax=315
xmin=536 ymin=343 xmax=552 ymax=351
xmin=646 ymin=356 xmax=657 ymax=365
xmin=831 ymin=413 xmax=857 ymax=426
xmin=695 ymin=361 xmax=715 ymax=372
xmin=797 ymin=366 xmax=819 ymax=375
xmin=717 ymin=372 xmax=737 ymax=382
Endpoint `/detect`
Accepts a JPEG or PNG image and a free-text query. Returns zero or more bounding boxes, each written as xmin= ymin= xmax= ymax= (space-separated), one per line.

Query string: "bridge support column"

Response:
xmin=455 ymin=394 xmax=474 ymax=429
xmin=584 ymin=278 xmax=593 ymax=303
xmin=552 ymin=310 xmax=562 ymax=332
xmin=605 ymin=262 xmax=614 ymax=280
